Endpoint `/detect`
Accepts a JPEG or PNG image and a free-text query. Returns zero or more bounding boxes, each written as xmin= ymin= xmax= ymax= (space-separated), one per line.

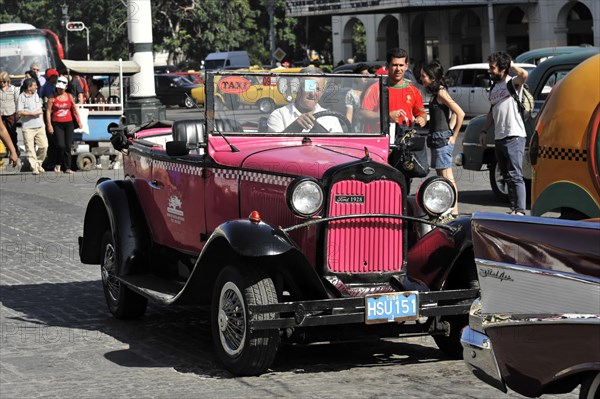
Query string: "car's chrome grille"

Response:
xmin=326 ymin=180 xmax=403 ymax=273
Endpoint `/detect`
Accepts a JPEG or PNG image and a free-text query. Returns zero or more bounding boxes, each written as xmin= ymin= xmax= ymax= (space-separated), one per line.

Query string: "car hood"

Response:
xmin=211 ymin=138 xmax=389 ymax=179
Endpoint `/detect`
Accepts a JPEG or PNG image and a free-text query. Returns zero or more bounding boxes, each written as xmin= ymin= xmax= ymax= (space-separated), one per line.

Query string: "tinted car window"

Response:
xmin=446 ymin=70 xmax=460 ymax=86
xmin=538 ymin=70 xmax=570 ymax=101
xmin=460 ymin=70 xmax=476 ymax=86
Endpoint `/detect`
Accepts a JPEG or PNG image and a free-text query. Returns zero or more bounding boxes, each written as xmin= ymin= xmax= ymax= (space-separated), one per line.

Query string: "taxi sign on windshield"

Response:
xmin=218 ymin=76 xmax=251 ymax=94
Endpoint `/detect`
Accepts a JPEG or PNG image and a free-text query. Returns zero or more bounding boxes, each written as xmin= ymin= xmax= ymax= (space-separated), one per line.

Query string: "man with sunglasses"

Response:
xmin=267 ymin=67 xmax=344 ymax=133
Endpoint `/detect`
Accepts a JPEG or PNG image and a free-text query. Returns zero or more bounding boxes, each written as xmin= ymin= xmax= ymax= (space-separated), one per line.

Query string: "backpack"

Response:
xmin=76 ymin=75 xmax=90 ymax=101
xmin=507 ymin=78 xmax=534 ymax=121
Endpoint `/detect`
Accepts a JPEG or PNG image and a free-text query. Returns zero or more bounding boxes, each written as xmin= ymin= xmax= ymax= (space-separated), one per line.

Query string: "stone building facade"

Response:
xmin=286 ymin=0 xmax=598 ymax=67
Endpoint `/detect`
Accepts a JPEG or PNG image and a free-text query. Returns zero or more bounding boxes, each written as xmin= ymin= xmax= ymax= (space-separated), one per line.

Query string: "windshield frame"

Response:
xmin=205 ymin=71 xmax=389 ymax=138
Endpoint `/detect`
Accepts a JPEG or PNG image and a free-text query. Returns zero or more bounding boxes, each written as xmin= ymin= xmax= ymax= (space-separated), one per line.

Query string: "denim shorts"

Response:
xmin=430 ymin=142 xmax=454 ymax=169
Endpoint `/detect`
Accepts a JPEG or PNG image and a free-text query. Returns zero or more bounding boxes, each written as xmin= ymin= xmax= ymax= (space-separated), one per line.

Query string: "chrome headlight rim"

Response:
xmin=416 ymin=176 xmax=457 ymax=217
xmin=286 ymin=177 xmax=324 ymax=218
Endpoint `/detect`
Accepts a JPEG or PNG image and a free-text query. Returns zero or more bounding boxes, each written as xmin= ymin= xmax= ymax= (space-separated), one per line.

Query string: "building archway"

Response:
xmin=567 ymin=2 xmax=594 ymax=45
xmin=342 ymin=18 xmax=367 ymax=63
xmin=557 ymin=1 xmax=594 ymax=46
xmin=450 ymin=10 xmax=482 ymax=64
xmin=377 ymin=15 xmax=399 ymax=61
xmin=505 ymin=7 xmax=529 ymax=58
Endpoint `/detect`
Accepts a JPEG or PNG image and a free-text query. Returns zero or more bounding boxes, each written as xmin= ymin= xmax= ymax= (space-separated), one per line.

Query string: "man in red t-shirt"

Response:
xmin=360 ymin=48 xmax=427 ymax=132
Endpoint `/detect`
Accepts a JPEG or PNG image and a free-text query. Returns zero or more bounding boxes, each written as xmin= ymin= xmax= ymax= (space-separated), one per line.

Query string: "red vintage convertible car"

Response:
xmin=79 ymin=70 xmax=478 ymax=375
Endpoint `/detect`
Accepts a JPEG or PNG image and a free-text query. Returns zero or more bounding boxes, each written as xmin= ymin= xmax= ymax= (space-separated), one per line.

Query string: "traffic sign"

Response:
xmin=66 ymin=21 xmax=85 ymax=32
xmin=273 ymin=47 xmax=286 ymax=62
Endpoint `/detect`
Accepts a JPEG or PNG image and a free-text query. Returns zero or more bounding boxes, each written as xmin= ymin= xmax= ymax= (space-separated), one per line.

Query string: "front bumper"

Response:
xmin=249 ymin=288 xmax=478 ymax=330
xmin=460 ymin=326 xmax=507 ymax=393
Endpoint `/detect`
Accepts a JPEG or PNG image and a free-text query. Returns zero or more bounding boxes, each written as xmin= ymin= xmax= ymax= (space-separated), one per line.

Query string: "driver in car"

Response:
xmin=267 ymin=67 xmax=344 ymax=133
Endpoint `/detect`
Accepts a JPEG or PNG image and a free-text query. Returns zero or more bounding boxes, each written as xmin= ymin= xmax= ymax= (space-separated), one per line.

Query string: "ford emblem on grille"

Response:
xmin=362 ymin=167 xmax=375 ymax=175
xmin=335 ymin=195 xmax=365 ymax=203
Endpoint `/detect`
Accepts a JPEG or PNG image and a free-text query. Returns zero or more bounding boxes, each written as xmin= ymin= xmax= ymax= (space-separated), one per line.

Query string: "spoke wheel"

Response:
xmin=211 ymin=265 xmax=279 ymax=376
xmin=183 ymin=96 xmax=195 ymax=109
xmin=257 ymin=98 xmax=275 ymax=113
xmin=100 ymin=230 xmax=147 ymax=319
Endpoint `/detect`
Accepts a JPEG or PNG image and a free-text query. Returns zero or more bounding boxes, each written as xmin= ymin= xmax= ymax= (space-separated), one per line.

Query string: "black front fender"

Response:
xmin=406 ymin=216 xmax=474 ymax=290
xmin=79 ymin=179 xmax=149 ymax=276
xmin=174 ymin=219 xmax=329 ymax=304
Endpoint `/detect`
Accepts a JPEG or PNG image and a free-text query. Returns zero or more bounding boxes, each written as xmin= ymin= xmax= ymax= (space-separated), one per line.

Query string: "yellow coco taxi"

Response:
xmin=530 ymin=54 xmax=600 ymax=219
xmin=237 ymin=67 xmax=305 ymax=113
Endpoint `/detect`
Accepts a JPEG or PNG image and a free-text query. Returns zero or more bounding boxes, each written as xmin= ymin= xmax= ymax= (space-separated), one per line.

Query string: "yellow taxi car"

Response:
xmin=530 ymin=54 xmax=600 ymax=219
xmin=237 ymin=67 xmax=304 ymax=113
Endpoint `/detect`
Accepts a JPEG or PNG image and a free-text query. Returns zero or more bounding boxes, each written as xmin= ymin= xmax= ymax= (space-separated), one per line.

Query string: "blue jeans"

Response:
xmin=495 ymin=136 xmax=526 ymax=213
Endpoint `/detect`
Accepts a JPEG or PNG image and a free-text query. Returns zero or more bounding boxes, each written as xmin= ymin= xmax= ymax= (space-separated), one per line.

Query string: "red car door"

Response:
xmin=149 ymin=155 xmax=207 ymax=253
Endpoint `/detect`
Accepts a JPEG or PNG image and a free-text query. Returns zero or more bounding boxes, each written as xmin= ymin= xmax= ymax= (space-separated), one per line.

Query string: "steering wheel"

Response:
xmin=283 ymin=110 xmax=352 ymax=133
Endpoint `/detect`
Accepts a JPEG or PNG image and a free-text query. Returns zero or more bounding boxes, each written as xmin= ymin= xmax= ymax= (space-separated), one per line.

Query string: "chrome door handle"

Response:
xmin=149 ymin=179 xmax=161 ymax=189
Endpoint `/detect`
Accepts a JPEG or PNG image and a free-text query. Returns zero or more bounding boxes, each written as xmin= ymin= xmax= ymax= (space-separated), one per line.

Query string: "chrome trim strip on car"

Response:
xmin=462 ymin=142 xmax=494 ymax=148
xmin=482 ymin=313 xmax=600 ymax=328
xmin=472 ymin=211 xmax=600 ymax=230
xmin=476 ymin=259 xmax=600 ymax=284
xmin=281 ymin=213 xmax=457 ymax=233
xmin=460 ymin=327 xmax=507 ymax=393
xmin=475 ymin=259 xmax=600 ymax=315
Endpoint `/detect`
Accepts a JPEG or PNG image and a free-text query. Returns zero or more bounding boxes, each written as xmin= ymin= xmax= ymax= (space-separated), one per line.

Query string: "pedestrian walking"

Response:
xmin=0 ymin=110 xmax=19 ymax=168
xmin=29 ymin=62 xmax=46 ymax=87
xmin=46 ymin=76 xmax=81 ymax=174
xmin=16 ymin=78 xmax=47 ymax=175
xmin=40 ymin=69 xmax=60 ymax=171
xmin=479 ymin=51 xmax=529 ymax=215
xmin=421 ymin=61 xmax=465 ymax=217
xmin=0 ymin=71 xmax=20 ymax=157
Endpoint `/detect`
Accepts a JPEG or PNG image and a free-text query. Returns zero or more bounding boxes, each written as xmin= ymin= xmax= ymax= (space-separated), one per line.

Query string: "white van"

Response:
xmin=445 ymin=62 xmax=535 ymax=116
xmin=204 ymin=51 xmax=250 ymax=71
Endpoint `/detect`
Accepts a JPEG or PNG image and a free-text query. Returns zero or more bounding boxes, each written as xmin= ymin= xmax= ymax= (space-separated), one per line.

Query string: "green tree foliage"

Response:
xmin=0 ymin=0 xmax=308 ymax=67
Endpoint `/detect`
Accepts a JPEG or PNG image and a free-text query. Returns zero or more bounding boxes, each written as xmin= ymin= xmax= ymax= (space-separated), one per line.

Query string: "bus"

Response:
xmin=0 ymin=23 xmax=64 ymax=82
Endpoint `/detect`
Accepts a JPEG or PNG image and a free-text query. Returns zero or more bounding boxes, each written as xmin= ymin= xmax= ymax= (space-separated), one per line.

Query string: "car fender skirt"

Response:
xmin=79 ymin=179 xmax=149 ymax=276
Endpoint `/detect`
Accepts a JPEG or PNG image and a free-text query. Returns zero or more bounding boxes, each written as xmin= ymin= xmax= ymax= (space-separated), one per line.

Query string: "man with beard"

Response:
xmin=360 ymin=48 xmax=427 ymax=133
xmin=479 ymin=51 xmax=529 ymax=216
xmin=267 ymin=67 xmax=343 ymax=133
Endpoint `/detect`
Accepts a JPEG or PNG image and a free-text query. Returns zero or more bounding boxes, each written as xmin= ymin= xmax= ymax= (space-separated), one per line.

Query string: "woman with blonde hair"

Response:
xmin=0 ymin=71 xmax=20 ymax=157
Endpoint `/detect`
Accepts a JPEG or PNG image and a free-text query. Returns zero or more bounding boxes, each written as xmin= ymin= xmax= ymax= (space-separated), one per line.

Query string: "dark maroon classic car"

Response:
xmin=461 ymin=212 xmax=600 ymax=398
xmin=79 ymin=70 xmax=479 ymax=376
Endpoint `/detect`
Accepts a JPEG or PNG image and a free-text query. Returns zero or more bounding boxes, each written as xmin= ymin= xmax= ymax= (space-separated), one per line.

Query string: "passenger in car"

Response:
xmin=267 ymin=67 xmax=344 ymax=133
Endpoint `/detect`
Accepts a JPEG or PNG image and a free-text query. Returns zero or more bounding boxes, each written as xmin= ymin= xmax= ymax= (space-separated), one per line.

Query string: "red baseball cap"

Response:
xmin=46 ymin=69 xmax=59 ymax=78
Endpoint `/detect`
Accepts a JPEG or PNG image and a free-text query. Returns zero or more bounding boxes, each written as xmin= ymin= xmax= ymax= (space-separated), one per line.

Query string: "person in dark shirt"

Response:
xmin=420 ymin=61 xmax=465 ymax=217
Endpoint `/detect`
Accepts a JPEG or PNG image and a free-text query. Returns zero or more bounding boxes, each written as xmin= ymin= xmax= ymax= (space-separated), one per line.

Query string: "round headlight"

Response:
xmin=289 ymin=179 xmax=323 ymax=217
xmin=417 ymin=177 xmax=456 ymax=216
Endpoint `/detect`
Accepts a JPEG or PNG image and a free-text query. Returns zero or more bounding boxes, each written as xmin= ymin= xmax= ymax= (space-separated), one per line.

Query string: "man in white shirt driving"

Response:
xmin=267 ymin=67 xmax=344 ymax=133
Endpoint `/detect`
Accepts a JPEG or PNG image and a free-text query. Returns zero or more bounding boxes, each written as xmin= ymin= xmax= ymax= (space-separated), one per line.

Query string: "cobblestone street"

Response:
xmin=0 ymin=171 xmax=579 ymax=398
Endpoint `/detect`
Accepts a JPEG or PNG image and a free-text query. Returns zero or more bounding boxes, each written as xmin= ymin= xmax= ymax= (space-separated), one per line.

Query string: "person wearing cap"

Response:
xmin=40 ymin=69 xmax=60 ymax=171
xmin=46 ymin=76 xmax=81 ymax=174
xmin=40 ymin=69 xmax=59 ymax=101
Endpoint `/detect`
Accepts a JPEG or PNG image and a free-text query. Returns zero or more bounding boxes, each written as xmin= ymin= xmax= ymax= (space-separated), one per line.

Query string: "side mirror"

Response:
xmin=166 ymin=141 xmax=189 ymax=156
xmin=108 ymin=122 xmax=129 ymax=151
